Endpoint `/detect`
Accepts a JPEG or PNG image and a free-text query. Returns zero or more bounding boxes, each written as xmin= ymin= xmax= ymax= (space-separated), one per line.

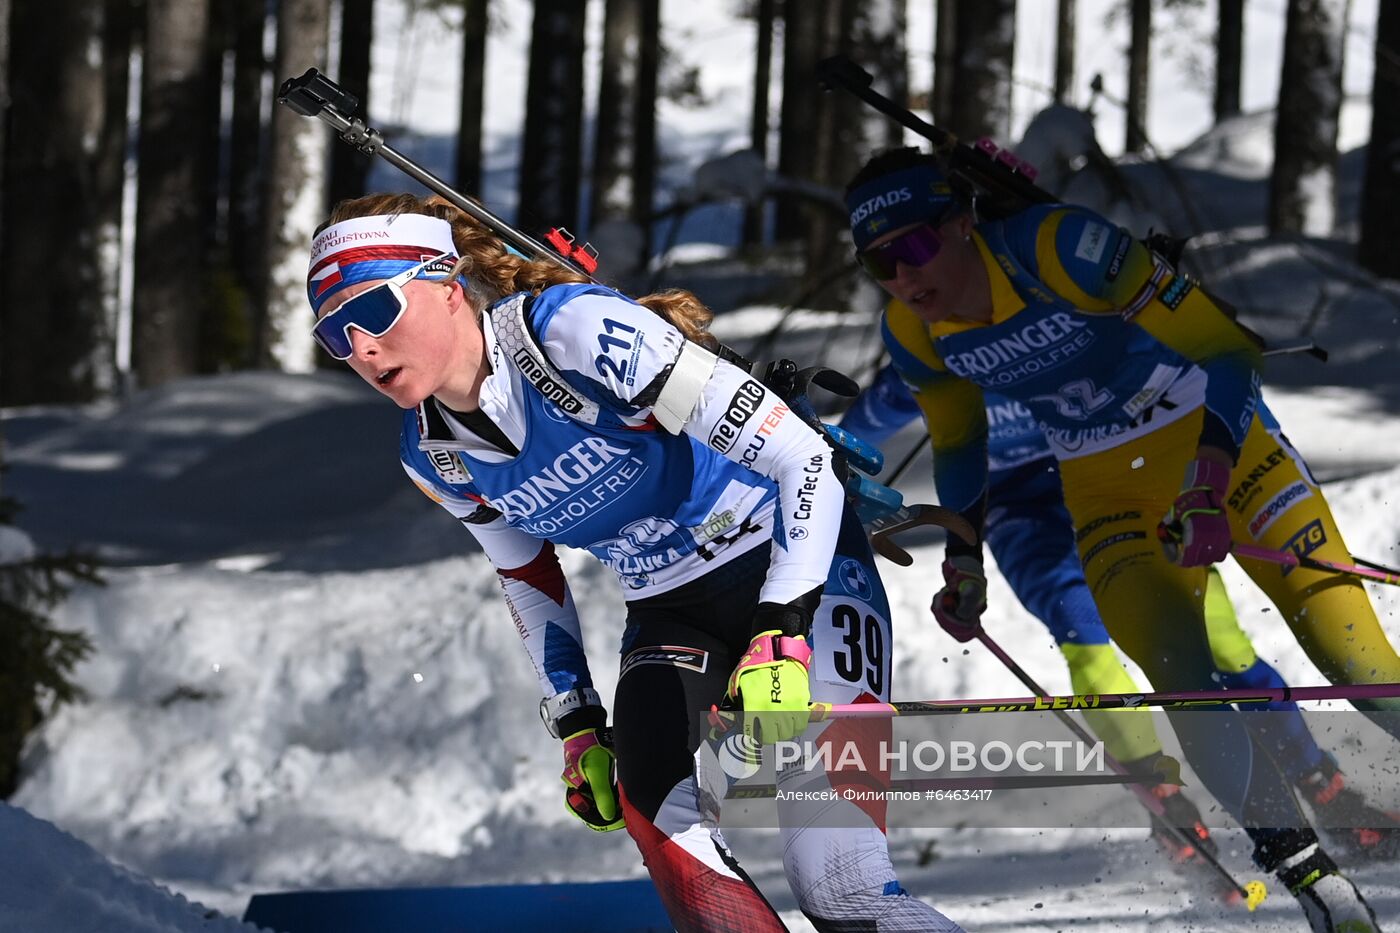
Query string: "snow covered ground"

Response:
xmin=5 ymin=2 xmax=1400 ymax=930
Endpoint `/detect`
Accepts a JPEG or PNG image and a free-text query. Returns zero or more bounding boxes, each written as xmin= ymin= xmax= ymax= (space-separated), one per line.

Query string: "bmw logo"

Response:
xmin=839 ymin=559 xmax=873 ymax=601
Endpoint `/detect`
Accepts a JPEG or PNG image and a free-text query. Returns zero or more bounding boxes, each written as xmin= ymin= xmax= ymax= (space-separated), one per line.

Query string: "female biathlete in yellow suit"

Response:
xmin=839 ymin=373 xmax=1399 ymax=864
xmin=843 ymin=147 xmax=1395 ymax=932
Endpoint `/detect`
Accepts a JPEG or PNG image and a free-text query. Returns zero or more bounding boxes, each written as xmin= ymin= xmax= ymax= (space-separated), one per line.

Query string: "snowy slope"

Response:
xmin=0 ymin=803 xmax=269 ymax=933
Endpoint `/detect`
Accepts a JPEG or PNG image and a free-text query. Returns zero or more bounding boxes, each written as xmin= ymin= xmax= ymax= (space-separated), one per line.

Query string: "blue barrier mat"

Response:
xmin=243 ymin=879 xmax=672 ymax=932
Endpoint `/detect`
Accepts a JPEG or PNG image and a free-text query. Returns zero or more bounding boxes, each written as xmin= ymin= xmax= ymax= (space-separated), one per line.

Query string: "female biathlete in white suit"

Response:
xmin=304 ymin=193 xmax=965 ymax=933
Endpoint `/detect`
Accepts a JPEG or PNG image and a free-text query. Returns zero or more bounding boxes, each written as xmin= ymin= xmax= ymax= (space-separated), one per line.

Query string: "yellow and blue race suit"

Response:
xmin=881 ymin=202 xmax=1400 ymax=844
xmin=842 ymin=370 xmax=1330 ymax=780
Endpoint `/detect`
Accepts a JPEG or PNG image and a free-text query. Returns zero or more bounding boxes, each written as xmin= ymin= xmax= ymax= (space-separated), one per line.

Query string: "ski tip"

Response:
xmin=1243 ymin=879 xmax=1268 ymax=911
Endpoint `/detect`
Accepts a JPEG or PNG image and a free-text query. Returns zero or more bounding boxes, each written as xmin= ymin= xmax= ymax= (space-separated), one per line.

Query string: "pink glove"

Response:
xmin=1158 ymin=458 xmax=1232 ymax=567
xmin=560 ymin=727 xmax=624 ymax=832
xmin=931 ymin=555 xmax=987 ymax=642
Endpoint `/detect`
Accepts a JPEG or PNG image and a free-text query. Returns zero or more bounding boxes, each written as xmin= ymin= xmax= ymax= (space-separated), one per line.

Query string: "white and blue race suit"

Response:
xmin=401 ymin=283 xmax=962 ymax=933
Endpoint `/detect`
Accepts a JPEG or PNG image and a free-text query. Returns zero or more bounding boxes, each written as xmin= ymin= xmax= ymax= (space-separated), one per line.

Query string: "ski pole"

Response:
xmin=797 ymin=681 xmax=1400 ymax=719
xmin=726 ymin=771 xmax=1162 ymax=800
xmin=1232 ymin=543 xmax=1400 ymax=587
xmin=1261 ymin=341 xmax=1329 ymax=362
xmin=973 ymin=630 xmax=1267 ymax=909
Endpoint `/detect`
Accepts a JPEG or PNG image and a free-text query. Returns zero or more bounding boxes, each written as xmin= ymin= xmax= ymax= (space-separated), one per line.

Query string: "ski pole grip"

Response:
xmin=278 ymin=68 xmax=359 ymax=119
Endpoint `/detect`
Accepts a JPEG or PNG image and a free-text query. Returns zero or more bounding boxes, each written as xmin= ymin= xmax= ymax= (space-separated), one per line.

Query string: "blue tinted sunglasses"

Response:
xmin=311 ymin=251 xmax=454 ymax=359
xmin=855 ymin=224 xmax=944 ymax=280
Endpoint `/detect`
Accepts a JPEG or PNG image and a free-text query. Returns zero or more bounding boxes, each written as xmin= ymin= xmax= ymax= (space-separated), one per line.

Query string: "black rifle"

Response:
xmin=277 ymin=68 xmax=600 ymax=279
xmin=816 ymin=55 xmax=1331 ymax=361
xmin=815 ymin=55 xmax=1049 ymax=221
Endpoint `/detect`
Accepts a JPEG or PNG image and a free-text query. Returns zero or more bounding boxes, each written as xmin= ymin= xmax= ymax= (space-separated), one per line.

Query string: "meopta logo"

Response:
xmin=513 ymin=347 xmax=585 ymax=414
xmin=708 ymin=380 xmax=766 ymax=454
xmin=848 ymin=187 xmax=912 ymax=226
xmin=1248 ymin=481 xmax=1312 ymax=538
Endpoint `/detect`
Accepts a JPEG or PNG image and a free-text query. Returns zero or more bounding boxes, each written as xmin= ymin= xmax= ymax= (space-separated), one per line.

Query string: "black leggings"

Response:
xmin=612 ymin=544 xmax=770 ymax=821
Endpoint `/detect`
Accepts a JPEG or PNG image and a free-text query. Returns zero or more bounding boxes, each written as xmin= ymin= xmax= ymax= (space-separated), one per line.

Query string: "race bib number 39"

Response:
xmin=812 ymin=596 xmax=891 ymax=701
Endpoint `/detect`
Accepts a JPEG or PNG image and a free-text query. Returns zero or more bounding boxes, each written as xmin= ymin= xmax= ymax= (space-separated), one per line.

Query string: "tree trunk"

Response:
xmin=132 ymin=0 xmax=213 ymax=388
xmin=949 ymin=0 xmax=1015 ymax=143
xmin=328 ymin=0 xmax=373 ymax=206
xmin=784 ymin=0 xmax=902 ymax=307
xmin=519 ymin=0 xmax=588 ymax=234
xmin=932 ymin=0 xmax=956 ymax=125
xmin=1269 ymin=0 xmax=1346 ymax=236
xmin=858 ymin=0 xmax=907 ymax=151
xmin=743 ymin=0 xmax=776 ymax=246
xmin=1054 ymin=0 xmax=1075 ymax=105
xmin=589 ymin=0 xmax=659 ymax=270
xmin=229 ymin=0 xmax=266 ymax=300
xmin=776 ymin=0 xmax=826 ymax=242
xmin=95 ymin=0 xmax=139 ymax=395
xmin=258 ymin=0 xmax=331 ymax=372
xmin=199 ymin=0 xmax=228 ymax=255
xmin=1 ymin=0 xmax=108 ymax=403
xmin=1214 ymin=0 xmax=1243 ymax=121
xmin=0 ymin=0 xmax=10 ymax=238
xmin=1125 ymin=0 xmax=1150 ymax=154
xmin=1359 ymin=0 xmax=1400 ymax=277
xmin=633 ymin=0 xmax=659 ymax=237
xmin=455 ymin=0 xmax=488 ymax=194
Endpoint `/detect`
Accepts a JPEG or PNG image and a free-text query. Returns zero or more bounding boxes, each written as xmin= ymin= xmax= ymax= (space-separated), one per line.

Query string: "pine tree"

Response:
xmin=948 ymin=0 xmax=1015 ymax=142
xmin=0 ymin=495 xmax=98 ymax=800
xmin=132 ymin=0 xmax=215 ymax=387
xmin=519 ymin=0 xmax=588 ymax=234
xmin=1125 ymin=0 xmax=1150 ymax=154
xmin=1358 ymin=0 xmax=1400 ymax=277
xmin=1055 ymin=0 xmax=1076 ymax=105
xmin=1269 ymin=0 xmax=1347 ymax=236
xmin=258 ymin=0 xmax=332 ymax=371
xmin=1 ymin=0 xmax=108 ymax=403
xmin=1214 ymin=0 xmax=1244 ymax=122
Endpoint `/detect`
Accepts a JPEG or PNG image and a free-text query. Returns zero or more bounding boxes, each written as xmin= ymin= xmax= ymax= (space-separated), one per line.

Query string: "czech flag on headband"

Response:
xmin=309 ymin=261 xmax=343 ymax=300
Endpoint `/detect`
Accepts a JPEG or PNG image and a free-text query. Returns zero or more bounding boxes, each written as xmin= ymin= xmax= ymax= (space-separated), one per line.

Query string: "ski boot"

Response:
xmin=1297 ymin=756 xmax=1400 ymax=862
xmin=1275 ymin=843 xmax=1381 ymax=932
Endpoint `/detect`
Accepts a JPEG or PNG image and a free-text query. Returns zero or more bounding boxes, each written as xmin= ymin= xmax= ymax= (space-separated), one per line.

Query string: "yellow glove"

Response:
xmin=726 ymin=630 xmax=814 ymax=745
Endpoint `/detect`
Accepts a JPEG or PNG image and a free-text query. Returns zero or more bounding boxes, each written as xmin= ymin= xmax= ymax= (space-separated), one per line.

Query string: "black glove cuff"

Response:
xmin=751 ymin=588 xmax=819 ymax=640
xmin=946 ymin=495 xmax=986 ymax=561
xmin=555 ymin=705 xmax=607 ymax=739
